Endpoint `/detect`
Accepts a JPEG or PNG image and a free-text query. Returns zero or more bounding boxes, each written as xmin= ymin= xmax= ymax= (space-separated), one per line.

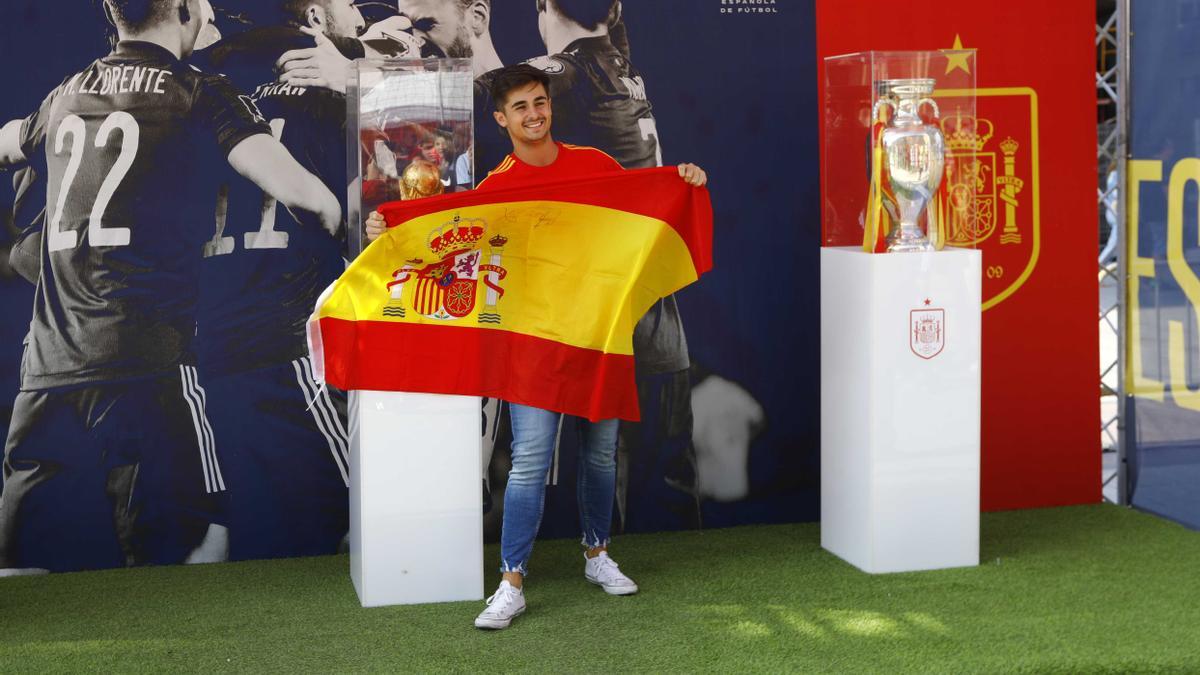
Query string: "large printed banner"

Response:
xmin=0 ymin=0 xmax=1101 ymax=573
xmin=816 ymin=0 xmax=1099 ymax=510
xmin=1126 ymin=1 xmax=1200 ymax=529
xmin=0 ymin=1 xmax=818 ymax=571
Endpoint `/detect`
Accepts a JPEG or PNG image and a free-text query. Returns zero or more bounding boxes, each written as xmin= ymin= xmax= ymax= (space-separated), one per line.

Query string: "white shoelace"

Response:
xmin=484 ymin=584 xmax=519 ymax=611
xmin=592 ymin=554 xmax=624 ymax=582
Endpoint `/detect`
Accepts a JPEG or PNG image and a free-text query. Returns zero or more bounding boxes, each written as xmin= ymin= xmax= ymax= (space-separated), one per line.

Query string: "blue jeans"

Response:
xmin=500 ymin=403 xmax=619 ymax=575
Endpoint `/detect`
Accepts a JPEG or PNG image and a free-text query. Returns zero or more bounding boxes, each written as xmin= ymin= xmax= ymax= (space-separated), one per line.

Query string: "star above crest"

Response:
xmin=943 ymin=34 xmax=973 ymax=76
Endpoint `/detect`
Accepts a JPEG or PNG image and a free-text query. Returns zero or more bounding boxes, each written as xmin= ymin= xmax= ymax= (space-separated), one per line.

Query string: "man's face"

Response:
xmin=323 ymin=0 xmax=366 ymax=39
xmin=395 ymin=0 xmax=472 ymax=57
xmin=493 ymin=82 xmax=552 ymax=145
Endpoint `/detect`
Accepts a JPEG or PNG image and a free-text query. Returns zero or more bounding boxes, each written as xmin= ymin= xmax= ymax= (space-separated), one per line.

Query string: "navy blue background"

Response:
xmin=1128 ymin=0 xmax=1200 ymax=529
xmin=0 ymin=1 xmax=821 ymax=560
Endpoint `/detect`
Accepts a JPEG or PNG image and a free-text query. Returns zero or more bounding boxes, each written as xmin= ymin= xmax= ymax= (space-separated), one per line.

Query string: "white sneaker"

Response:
xmin=474 ymin=580 xmax=526 ymax=629
xmin=584 ymin=551 xmax=639 ymax=595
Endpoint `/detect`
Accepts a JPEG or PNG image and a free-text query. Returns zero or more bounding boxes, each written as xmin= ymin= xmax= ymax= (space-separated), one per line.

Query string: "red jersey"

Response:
xmin=475 ymin=142 xmax=622 ymax=191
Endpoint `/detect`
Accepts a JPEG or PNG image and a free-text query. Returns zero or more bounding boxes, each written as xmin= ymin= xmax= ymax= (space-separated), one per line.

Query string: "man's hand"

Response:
xmin=276 ymin=27 xmax=353 ymax=94
xmin=365 ymin=210 xmax=387 ymax=242
xmin=677 ymin=163 xmax=707 ymax=187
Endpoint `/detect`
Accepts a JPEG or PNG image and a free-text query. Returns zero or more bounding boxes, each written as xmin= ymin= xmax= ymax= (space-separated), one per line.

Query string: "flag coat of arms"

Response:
xmin=308 ymin=167 xmax=713 ymax=421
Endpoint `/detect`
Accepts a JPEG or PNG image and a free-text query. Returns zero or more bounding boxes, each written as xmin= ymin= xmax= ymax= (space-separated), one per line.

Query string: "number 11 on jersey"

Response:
xmin=205 ymin=117 xmax=289 ymax=257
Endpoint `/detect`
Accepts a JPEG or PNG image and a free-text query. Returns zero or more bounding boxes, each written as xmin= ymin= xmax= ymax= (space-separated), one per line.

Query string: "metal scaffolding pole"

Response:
xmin=1097 ymin=0 xmax=1127 ymax=505
xmin=1115 ymin=0 xmax=1129 ymax=506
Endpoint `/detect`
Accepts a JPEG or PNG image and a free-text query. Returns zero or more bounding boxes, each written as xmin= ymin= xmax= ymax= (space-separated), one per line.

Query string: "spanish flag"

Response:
xmin=308 ymin=167 xmax=712 ymax=421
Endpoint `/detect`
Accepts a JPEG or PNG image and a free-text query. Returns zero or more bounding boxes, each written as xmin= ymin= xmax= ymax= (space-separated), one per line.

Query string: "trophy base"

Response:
xmin=886 ymin=225 xmax=933 ymax=253
xmin=820 ymin=246 xmax=982 ymax=574
xmin=350 ymin=391 xmax=484 ymax=607
xmin=886 ymin=237 xmax=934 ymax=253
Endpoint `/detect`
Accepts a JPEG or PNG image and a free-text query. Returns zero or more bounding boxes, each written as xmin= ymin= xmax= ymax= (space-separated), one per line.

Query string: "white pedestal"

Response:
xmin=349 ymin=391 xmax=483 ymax=606
xmin=820 ymin=246 xmax=981 ymax=573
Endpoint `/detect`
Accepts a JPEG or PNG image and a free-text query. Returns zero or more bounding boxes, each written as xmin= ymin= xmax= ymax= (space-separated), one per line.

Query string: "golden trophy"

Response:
xmin=398 ymin=159 xmax=444 ymax=200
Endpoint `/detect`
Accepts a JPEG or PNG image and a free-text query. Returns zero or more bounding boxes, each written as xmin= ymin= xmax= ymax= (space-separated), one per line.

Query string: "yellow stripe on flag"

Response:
xmin=317 ymin=201 xmax=698 ymax=357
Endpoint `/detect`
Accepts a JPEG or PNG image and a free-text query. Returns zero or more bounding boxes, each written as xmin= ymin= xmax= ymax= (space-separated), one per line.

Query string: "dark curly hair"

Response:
xmin=489 ymin=64 xmax=551 ymax=111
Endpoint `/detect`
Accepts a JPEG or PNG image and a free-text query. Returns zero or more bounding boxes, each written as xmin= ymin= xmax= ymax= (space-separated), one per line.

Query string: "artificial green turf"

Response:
xmin=2 ymin=504 xmax=1198 ymax=673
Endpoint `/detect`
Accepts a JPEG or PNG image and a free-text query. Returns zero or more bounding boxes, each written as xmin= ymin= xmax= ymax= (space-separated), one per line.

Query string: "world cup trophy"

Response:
xmin=873 ymin=78 xmax=945 ymax=252
xmin=398 ymin=159 xmax=444 ymax=200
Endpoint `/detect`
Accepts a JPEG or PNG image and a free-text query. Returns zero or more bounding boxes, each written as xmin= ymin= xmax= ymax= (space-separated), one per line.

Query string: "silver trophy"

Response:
xmin=873 ymin=78 xmax=945 ymax=252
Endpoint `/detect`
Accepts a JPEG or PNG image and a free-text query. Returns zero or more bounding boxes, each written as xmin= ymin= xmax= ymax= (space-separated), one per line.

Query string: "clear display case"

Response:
xmin=346 ymin=59 xmax=473 ymax=258
xmin=823 ymin=51 xmax=978 ymax=252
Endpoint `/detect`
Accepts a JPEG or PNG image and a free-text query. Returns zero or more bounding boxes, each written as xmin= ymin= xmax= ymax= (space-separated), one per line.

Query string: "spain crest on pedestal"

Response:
xmin=911 ymin=304 xmax=946 ymax=360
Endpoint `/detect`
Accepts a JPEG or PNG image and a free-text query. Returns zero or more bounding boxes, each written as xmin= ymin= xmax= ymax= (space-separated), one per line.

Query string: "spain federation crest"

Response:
xmin=910 ymin=305 xmax=945 ymax=360
xmin=934 ymin=87 xmax=1039 ymax=310
xmin=383 ymin=213 xmax=507 ymax=322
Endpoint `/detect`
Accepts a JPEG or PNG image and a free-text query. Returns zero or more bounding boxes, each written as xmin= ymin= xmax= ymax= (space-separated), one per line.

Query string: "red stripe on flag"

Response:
xmin=317 ymin=318 xmax=639 ymax=421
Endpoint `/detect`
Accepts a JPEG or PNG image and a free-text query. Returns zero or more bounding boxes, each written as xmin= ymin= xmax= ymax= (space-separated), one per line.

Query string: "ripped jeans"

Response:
xmin=500 ymin=403 xmax=619 ymax=575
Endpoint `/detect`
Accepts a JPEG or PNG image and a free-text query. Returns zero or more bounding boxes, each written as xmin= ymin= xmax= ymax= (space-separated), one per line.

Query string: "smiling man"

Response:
xmin=365 ymin=63 xmax=707 ymax=628
xmin=468 ymin=64 xmax=706 ymax=630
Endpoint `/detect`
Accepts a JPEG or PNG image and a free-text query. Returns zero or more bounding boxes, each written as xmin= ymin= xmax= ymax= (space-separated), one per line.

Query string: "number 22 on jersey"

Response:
xmin=48 ymin=112 xmax=139 ymax=252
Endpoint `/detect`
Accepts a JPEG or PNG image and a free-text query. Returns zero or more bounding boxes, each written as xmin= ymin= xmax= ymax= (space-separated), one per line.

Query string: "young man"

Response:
xmin=0 ymin=0 xmax=340 ymax=572
xmin=192 ymin=0 xmax=365 ymax=560
xmin=369 ymin=63 xmax=706 ymax=629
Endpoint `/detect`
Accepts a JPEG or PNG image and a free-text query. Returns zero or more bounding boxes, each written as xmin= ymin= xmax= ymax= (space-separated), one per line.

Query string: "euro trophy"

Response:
xmin=874 ymin=78 xmax=945 ymax=252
